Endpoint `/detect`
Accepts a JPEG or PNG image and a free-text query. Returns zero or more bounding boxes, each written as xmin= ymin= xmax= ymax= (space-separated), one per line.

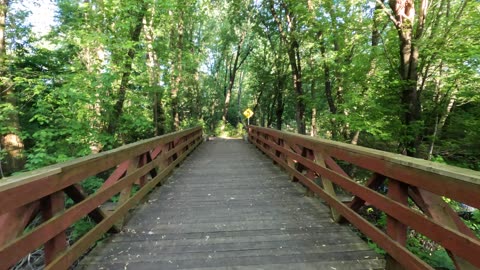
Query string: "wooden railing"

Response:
xmin=0 ymin=127 xmax=203 ymax=270
xmin=248 ymin=126 xmax=480 ymax=270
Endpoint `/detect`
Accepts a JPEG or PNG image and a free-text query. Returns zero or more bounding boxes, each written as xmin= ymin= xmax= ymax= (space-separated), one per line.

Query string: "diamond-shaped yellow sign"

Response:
xmin=243 ymin=108 xmax=254 ymax=119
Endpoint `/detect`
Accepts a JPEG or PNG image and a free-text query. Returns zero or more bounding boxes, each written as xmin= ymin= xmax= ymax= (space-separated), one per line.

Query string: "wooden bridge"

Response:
xmin=0 ymin=126 xmax=479 ymax=270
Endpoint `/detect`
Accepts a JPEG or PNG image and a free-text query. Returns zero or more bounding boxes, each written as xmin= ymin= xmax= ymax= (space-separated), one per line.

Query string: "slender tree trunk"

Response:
xmin=237 ymin=71 xmax=244 ymax=124
xmin=287 ymin=42 xmax=306 ymax=134
xmin=320 ymin=36 xmax=338 ymax=139
xmin=428 ymin=88 xmax=457 ymax=160
xmin=275 ymin=74 xmax=285 ymax=130
xmin=320 ymin=35 xmax=336 ymax=115
xmin=389 ymin=0 xmax=425 ymax=157
xmin=222 ymin=75 xmax=232 ymax=124
xmin=372 ymin=2 xmax=382 ymax=47
xmin=170 ymin=9 xmax=184 ymax=132
xmin=308 ymin=54 xmax=317 ymax=136
xmin=145 ymin=10 xmax=165 ymax=136
xmin=268 ymin=0 xmax=305 ymax=134
xmin=222 ymin=34 xmax=249 ymax=126
xmin=105 ymin=0 xmax=147 ymax=136
xmin=0 ymin=0 xmax=25 ymax=176
xmin=310 ymin=81 xmax=317 ymax=137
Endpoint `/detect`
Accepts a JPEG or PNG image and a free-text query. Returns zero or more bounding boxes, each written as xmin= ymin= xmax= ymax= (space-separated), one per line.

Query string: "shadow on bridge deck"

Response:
xmin=77 ymin=138 xmax=384 ymax=270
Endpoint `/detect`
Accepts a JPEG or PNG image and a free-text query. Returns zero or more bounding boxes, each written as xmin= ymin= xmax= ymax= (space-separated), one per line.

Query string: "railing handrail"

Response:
xmin=248 ymin=125 xmax=480 ymax=270
xmin=0 ymin=126 xmax=202 ymax=189
xmin=250 ymin=126 xmax=480 ymax=209
xmin=0 ymin=126 xmax=202 ymax=215
xmin=0 ymin=126 xmax=203 ymax=270
xmin=250 ymin=126 xmax=480 ymax=183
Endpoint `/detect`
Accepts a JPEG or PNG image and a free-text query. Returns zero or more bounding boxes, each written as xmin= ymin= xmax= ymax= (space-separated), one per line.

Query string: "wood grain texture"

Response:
xmin=0 ymin=127 xmax=202 ymax=215
xmin=248 ymin=126 xmax=480 ymax=209
xmin=250 ymin=130 xmax=480 ymax=269
xmin=77 ymin=139 xmax=384 ymax=270
xmin=0 ymin=128 xmax=202 ymax=269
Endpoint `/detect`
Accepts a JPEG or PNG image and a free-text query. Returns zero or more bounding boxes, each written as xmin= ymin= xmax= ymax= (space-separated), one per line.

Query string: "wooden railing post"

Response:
xmin=273 ymin=138 xmax=283 ymax=165
xmin=283 ymin=142 xmax=298 ymax=182
xmin=116 ymin=156 xmax=140 ymax=228
xmin=0 ymin=203 xmax=39 ymax=249
xmin=314 ymin=151 xmax=341 ymax=222
xmin=41 ymin=191 xmax=67 ymax=264
xmin=386 ymin=179 xmax=408 ymax=270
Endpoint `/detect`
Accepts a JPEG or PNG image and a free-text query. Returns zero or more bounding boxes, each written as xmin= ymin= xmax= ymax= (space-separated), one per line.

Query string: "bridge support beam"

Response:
xmin=41 ymin=191 xmax=67 ymax=264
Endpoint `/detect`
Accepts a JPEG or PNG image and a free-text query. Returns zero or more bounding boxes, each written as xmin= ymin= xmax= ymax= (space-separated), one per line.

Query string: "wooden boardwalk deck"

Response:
xmin=78 ymin=138 xmax=384 ymax=270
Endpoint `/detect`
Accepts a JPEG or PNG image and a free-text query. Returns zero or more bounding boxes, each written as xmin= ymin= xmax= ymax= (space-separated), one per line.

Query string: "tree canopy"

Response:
xmin=1 ymin=0 xmax=478 ymax=170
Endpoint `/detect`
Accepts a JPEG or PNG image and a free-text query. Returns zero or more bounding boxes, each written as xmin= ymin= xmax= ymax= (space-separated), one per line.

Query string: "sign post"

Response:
xmin=243 ymin=108 xmax=254 ymax=126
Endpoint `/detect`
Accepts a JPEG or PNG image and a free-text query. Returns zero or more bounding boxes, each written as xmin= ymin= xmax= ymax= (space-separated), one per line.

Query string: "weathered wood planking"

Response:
xmin=77 ymin=138 xmax=384 ymax=270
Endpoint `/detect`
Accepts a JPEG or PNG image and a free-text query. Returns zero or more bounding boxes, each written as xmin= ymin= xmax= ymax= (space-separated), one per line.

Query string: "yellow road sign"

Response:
xmin=243 ymin=108 xmax=254 ymax=119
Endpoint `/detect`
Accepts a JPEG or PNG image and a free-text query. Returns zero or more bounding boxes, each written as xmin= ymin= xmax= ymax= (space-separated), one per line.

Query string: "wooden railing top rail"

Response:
xmin=250 ymin=126 xmax=480 ymax=209
xmin=0 ymin=126 xmax=202 ymax=215
xmin=0 ymin=126 xmax=203 ymax=270
xmin=248 ymin=126 xmax=480 ymax=270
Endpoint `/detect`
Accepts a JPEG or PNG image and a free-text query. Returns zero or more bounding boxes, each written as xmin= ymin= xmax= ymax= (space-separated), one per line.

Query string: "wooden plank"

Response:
xmin=249 ymin=126 xmax=480 ymax=209
xmin=0 ymin=127 xmax=202 ymax=215
xmin=0 ymin=202 xmax=39 ymax=247
xmin=409 ymin=187 xmax=478 ymax=270
xmin=99 ymin=160 xmax=130 ymax=192
xmin=0 ymin=133 xmax=202 ymax=268
xmin=250 ymin=136 xmax=431 ymax=270
xmin=145 ymin=151 xmax=158 ymax=179
xmin=348 ymin=173 xmax=386 ymax=212
xmin=41 ymin=192 xmax=67 ymax=265
xmin=385 ymin=179 xmax=408 ymax=270
xmin=283 ymin=142 xmax=298 ymax=182
xmin=116 ymin=156 xmax=140 ymax=228
xmin=45 ymin=136 xmax=203 ymax=270
xmin=63 ymin=184 xmax=120 ymax=233
xmin=323 ymin=154 xmax=350 ymax=178
xmin=77 ymin=138 xmax=383 ymax=270
xmin=150 ymin=145 xmax=163 ymax=159
xmin=314 ymin=151 xmax=341 ymax=222
xmin=251 ymin=132 xmax=480 ymax=268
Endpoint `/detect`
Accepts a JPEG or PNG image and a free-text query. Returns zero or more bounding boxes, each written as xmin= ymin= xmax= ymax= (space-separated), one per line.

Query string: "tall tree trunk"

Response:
xmin=268 ymin=0 xmax=305 ymax=134
xmin=237 ymin=71 xmax=244 ymax=124
xmin=372 ymin=2 xmax=382 ymax=47
xmin=288 ymin=41 xmax=306 ymax=134
xmin=388 ymin=0 xmax=426 ymax=157
xmin=320 ymin=35 xmax=338 ymax=139
xmin=105 ymin=0 xmax=147 ymax=136
xmin=170 ymin=8 xmax=184 ymax=132
xmin=428 ymin=87 xmax=457 ymax=160
xmin=275 ymin=74 xmax=285 ymax=130
xmin=308 ymin=54 xmax=317 ymax=136
xmin=222 ymin=33 xmax=249 ymax=126
xmin=0 ymin=0 xmax=25 ymax=176
xmin=145 ymin=9 xmax=165 ymax=136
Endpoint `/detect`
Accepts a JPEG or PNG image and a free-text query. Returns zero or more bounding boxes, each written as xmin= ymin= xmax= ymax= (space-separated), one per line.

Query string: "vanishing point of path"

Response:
xmin=78 ymin=138 xmax=385 ymax=270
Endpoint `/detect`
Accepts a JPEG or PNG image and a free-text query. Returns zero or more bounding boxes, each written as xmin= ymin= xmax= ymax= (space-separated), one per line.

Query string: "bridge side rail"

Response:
xmin=248 ymin=125 xmax=480 ymax=270
xmin=0 ymin=126 xmax=203 ymax=270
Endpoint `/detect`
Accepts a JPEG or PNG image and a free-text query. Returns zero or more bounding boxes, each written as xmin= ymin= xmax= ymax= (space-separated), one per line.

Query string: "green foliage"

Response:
xmin=367 ymin=240 xmax=386 ymax=256
xmin=81 ymin=177 xmax=104 ymax=195
xmin=71 ymin=217 xmax=96 ymax=242
xmin=407 ymin=234 xmax=455 ymax=270
xmin=213 ymin=121 xmax=244 ymax=138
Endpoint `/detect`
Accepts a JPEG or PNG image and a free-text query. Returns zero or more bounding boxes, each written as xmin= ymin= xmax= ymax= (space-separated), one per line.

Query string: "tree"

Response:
xmin=105 ymin=0 xmax=148 ymax=136
xmin=0 ymin=0 xmax=25 ymax=176
xmin=268 ymin=0 xmax=306 ymax=134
